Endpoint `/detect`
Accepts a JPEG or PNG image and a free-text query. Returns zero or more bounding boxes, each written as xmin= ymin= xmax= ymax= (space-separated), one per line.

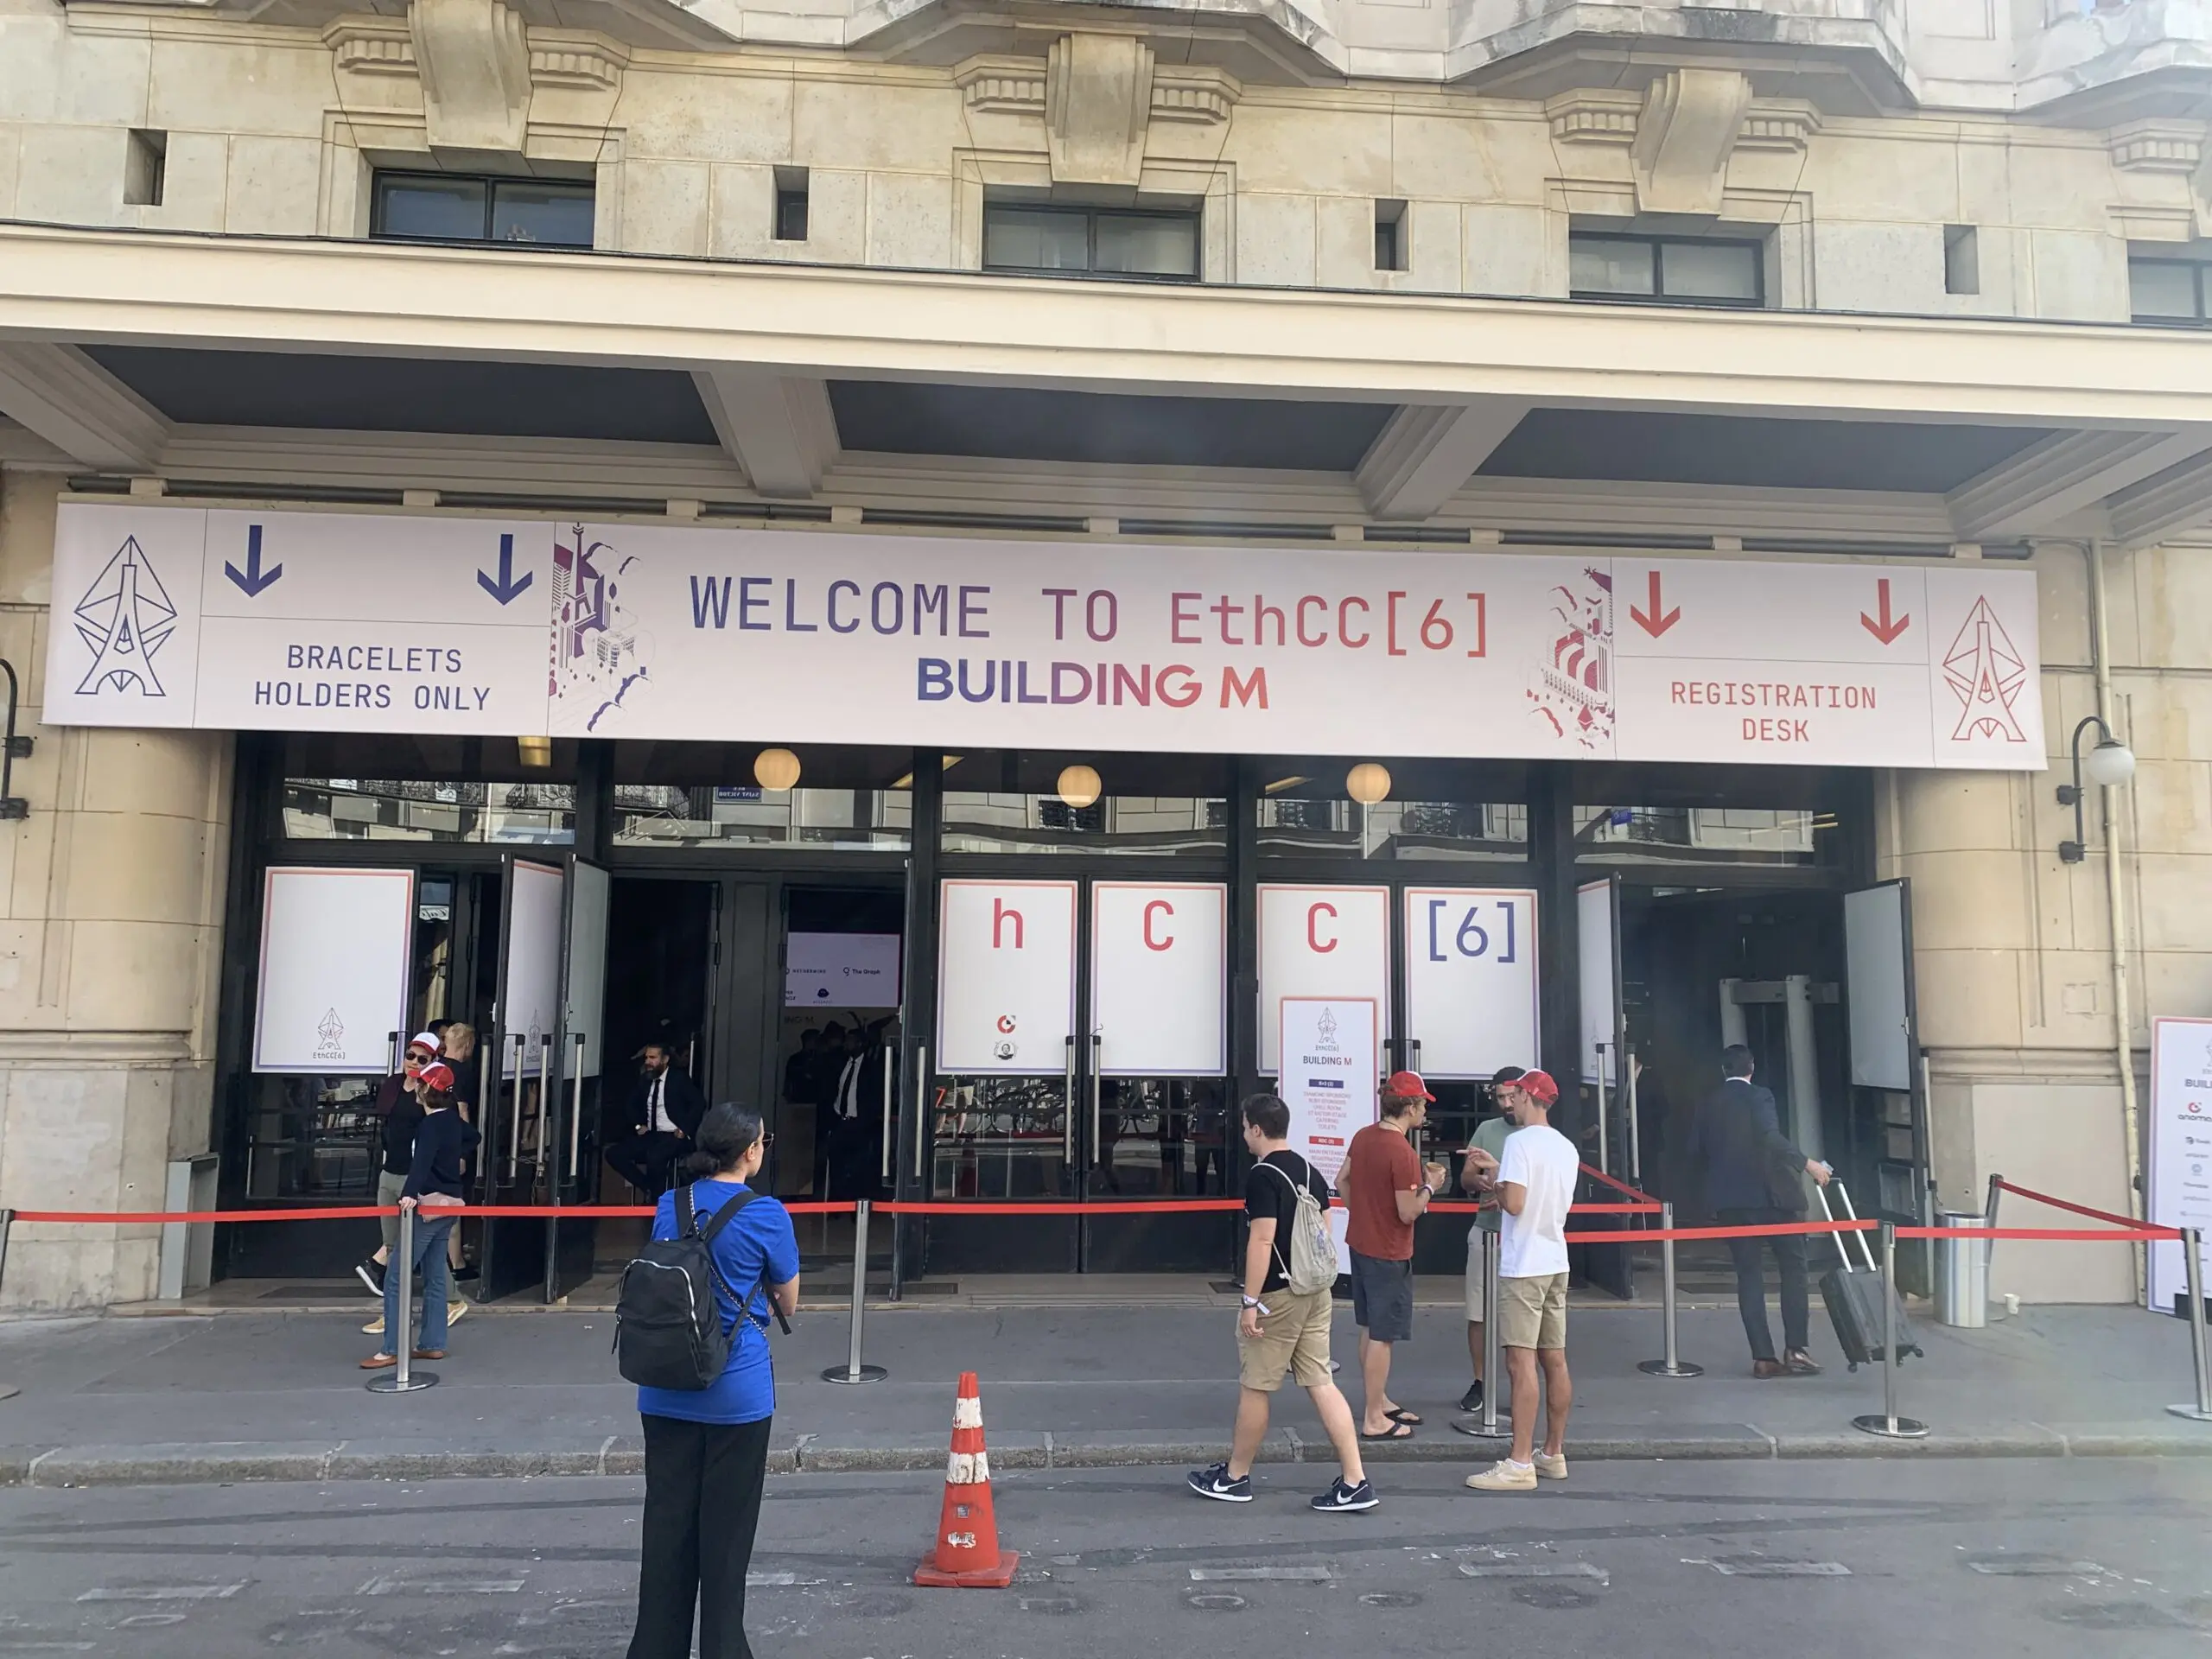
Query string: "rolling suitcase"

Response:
xmin=1816 ymin=1181 xmax=1922 ymax=1372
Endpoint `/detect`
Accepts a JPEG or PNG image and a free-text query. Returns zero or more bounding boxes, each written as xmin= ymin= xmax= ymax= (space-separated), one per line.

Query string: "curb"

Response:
xmin=3 ymin=1422 xmax=2207 ymax=1487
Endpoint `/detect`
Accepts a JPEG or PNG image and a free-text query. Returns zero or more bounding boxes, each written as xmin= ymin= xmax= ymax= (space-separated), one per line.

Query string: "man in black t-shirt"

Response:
xmin=1187 ymin=1094 xmax=1377 ymax=1513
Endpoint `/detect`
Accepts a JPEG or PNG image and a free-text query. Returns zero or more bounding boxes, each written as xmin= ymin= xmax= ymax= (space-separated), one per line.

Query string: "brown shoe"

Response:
xmin=1751 ymin=1358 xmax=1785 ymax=1379
xmin=359 ymin=1352 xmax=397 ymax=1370
xmin=1783 ymin=1351 xmax=1822 ymax=1376
xmin=410 ymin=1349 xmax=446 ymax=1361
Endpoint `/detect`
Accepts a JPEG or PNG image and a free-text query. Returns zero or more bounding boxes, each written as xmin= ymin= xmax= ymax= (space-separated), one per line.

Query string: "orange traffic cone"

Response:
xmin=913 ymin=1370 xmax=1019 ymax=1589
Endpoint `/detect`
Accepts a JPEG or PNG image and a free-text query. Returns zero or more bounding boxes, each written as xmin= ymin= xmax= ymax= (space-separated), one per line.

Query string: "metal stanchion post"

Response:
xmin=823 ymin=1199 xmax=887 ymax=1384
xmin=1454 ymin=1229 xmax=1511 ymax=1440
xmin=1638 ymin=1204 xmax=1704 ymax=1377
xmin=1853 ymin=1221 xmax=1924 ymax=1439
xmin=2166 ymin=1226 xmax=2212 ymax=1423
xmin=0 ymin=1207 xmax=16 ymax=1400
xmin=366 ymin=1205 xmax=438 ymax=1395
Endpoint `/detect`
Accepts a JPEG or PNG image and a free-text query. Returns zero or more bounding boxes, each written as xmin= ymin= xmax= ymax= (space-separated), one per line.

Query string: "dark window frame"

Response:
xmin=369 ymin=170 xmax=597 ymax=249
xmin=1567 ymin=231 xmax=1767 ymax=309
xmin=981 ymin=200 xmax=1203 ymax=284
xmin=2129 ymin=257 xmax=2211 ymax=327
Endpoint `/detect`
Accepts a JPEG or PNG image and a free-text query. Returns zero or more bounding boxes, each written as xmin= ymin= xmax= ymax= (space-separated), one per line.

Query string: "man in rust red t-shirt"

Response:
xmin=1340 ymin=1071 xmax=1448 ymax=1439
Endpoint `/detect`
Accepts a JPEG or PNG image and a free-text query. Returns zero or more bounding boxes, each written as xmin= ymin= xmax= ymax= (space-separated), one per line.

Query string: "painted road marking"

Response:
xmin=1692 ymin=1559 xmax=1851 ymax=1578
xmin=1966 ymin=1557 xmax=2108 ymax=1577
xmin=745 ymin=1573 xmax=826 ymax=1587
xmin=77 ymin=1585 xmax=245 ymax=1602
xmin=1190 ymin=1566 xmax=1334 ymax=1582
xmin=1459 ymin=1562 xmax=1609 ymax=1585
xmin=359 ymin=1577 xmax=525 ymax=1596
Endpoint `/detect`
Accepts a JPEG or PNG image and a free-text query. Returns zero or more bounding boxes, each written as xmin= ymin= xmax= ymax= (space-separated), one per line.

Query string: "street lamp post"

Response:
xmin=2056 ymin=714 xmax=2135 ymax=864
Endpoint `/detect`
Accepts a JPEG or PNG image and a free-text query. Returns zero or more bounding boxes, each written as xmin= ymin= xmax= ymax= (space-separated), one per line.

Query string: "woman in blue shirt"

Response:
xmin=629 ymin=1103 xmax=800 ymax=1659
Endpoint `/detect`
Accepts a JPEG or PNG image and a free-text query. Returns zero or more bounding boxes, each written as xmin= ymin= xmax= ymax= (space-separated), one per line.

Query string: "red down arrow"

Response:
xmin=1629 ymin=570 xmax=1681 ymax=638
xmin=1860 ymin=578 xmax=1910 ymax=645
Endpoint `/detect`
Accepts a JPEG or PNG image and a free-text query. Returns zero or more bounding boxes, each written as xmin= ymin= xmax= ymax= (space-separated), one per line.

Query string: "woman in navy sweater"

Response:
xmin=361 ymin=1061 xmax=478 ymax=1370
xmin=630 ymin=1102 xmax=800 ymax=1659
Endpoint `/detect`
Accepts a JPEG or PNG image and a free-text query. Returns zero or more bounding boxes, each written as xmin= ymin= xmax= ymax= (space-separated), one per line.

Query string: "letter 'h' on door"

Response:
xmin=938 ymin=880 xmax=1077 ymax=1073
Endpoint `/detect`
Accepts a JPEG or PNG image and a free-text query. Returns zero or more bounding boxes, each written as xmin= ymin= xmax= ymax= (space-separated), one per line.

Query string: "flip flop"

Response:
xmin=1385 ymin=1408 xmax=1424 ymax=1427
xmin=1359 ymin=1422 xmax=1416 ymax=1442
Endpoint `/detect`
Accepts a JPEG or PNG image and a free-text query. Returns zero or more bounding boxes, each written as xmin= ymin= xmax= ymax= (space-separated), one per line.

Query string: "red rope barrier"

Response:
xmin=1579 ymin=1162 xmax=1659 ymax=1204
xmin=1991 ymin=1179 xmax=2145 ymax=1232
xmin=9 ymin=1202 xmax=863 ymax=1224
xmin=1899 ymin=1224 xmax=2178 ymax=1243
xmin=1564 ymin=1218 xmax=1876 ymax=1245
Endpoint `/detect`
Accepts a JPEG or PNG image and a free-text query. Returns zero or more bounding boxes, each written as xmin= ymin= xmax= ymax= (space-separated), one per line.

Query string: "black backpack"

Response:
xmin=614 ymin=1184 xmax=773 ymax=1390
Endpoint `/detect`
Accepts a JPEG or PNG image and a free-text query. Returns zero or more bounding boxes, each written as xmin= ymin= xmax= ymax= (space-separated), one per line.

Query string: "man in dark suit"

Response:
xmin=1688 ymin=1044 xmax=1834 ymax=1378
xmin=604 ymin=1042 xmax=707 ymax=1197
xmin=821 ymin=1015 xmax=896 ymax=1200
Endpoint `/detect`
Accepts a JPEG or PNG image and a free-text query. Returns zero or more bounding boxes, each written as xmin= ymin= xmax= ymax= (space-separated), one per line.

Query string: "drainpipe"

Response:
xmin=2088 ymin=538 xmax=2145 ymax=1301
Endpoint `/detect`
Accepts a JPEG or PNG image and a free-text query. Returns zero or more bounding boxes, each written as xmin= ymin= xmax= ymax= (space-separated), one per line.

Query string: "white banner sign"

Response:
xmin=1281 ymin=995 xmax=1378 ymax=1274
xmin=1257 ymin=884 xmax=1390 ymax=1075
xmin=785 ymin=932 xmax=903 ymax=1008
xmin=47 ymin=505 xmax=2048 ymax=771
xmin=1402 ymin=887 xmax=1540 ymax=1080
xmin=1091 ymin=881 xmax=1226 ymax=1077
xmin=253 ymin=867 xmax=415 ymax=1074
xmin=937 ymin=880 xmax=1077 ymax=1074
xmin=2149 ymin=1017 xmax=2212 ymax=1315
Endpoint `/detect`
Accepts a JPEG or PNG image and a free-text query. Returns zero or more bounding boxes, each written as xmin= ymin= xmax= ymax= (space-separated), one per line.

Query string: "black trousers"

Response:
xmin=1717 ymin=1207 xmax=1812 ymax=1363
xmin=630 ymin=1414 xmax=773 ymax=1659
xmin=607 ymin=1131 xmax=687 ymax=1197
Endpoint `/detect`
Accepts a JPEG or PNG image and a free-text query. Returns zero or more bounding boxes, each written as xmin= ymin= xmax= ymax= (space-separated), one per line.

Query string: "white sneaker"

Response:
xmin=1534 ymin=1452 xmax=1568 ymax=1481
xmin=1465 ymin=1459 xmax=1537 ymax=1492
xmin=362 ymin=1315 xmax=385 ymax=1336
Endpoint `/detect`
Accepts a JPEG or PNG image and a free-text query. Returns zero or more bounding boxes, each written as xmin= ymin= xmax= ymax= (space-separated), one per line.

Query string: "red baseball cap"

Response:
xmin=1384 ymin=1069 xmax=1434 ymax=1102
xmin=1513 ymin=1069 xmax=1560 ymax=1105
xmin=417 ymin=1061 xmax=457 ymax=1093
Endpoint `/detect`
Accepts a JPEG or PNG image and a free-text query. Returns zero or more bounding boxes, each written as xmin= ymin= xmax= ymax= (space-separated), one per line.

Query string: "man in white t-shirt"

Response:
xmin=1462 ymin=1068 xmax=1578 ymax=1493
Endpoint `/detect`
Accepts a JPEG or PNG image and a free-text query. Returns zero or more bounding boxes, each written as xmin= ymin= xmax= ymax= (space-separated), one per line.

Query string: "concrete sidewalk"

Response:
xmin=1 ymin=1294 xmax=2207 ymax=1487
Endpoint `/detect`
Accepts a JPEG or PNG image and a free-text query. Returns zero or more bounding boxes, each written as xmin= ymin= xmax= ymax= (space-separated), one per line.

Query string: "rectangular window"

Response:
xmin=1375 ymin=200 xmax=1407 ymax=272
xmin=371 ymin=172 xmax=595 ymax=248
xmin=982 ymin=202 xmax=1200 ymax=282
xmin=1943 ymin=225 xmax=1979 ymax=296
xmin=2131 ymin=257 xmax=2208 ymax=325
xmin=124 ymin=129 xmax=166 ymax=207
xmin=774 ymin=166 xmax=810 ymax=243
xmin=940 ymin=753 xmax=1226 ymax=856
xmin=1568 ymin=232 xmax=1764 ymax=308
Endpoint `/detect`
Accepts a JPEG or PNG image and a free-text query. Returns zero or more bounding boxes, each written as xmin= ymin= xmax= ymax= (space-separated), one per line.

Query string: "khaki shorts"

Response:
xmin=1465 ymin=1228 xmax=1489 ymax=1322
xmin=1236 ymin=1286 xmax=1335 ymax=1392
xmin=1497 ymin=1271 xmax=1569 ymax=1351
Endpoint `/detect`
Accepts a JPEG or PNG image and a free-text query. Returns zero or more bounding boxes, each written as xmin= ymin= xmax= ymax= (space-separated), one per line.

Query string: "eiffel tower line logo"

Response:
xmin=1940 ymin=596 xmax=2028 ymax=744
xmin=73 ymin=534 xmax=178 ymax=697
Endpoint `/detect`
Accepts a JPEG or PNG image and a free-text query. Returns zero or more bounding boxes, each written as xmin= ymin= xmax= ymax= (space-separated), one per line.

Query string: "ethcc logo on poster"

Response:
xmin=1942 ymin=597 xmax=2029 ymax=743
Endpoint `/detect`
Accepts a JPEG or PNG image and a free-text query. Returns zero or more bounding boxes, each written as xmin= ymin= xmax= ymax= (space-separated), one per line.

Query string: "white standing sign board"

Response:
xmin=1257 ymin=884 xmax=1389 ymax=1075
xmin=503 ymin=860 xmax=566 ymax=1078
xmin=2148 ymin=1017 xmax=2212 ymax=1314
xmin=254 ymin=868 xmax=416 ymax=1073
xmin=1091 ymin=882 xmax=1226 ymax=1076
xmin=1280 ymin=996 xmax=1379 ymax=1274
xmin=1402 ymin=887 xmax=1541 ymax=1080
xmin=938 ymin=880 xmax=1077 ymax=1074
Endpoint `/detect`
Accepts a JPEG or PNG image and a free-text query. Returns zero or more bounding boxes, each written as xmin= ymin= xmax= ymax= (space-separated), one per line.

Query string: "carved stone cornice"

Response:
xmin=956 ymin=50 xmax=1239 ymax=130
xmin=2107 ymin=118 xmax=2202 ymax=174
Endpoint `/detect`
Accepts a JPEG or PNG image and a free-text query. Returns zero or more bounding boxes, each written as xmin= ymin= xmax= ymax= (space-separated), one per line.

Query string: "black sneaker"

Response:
xmin=1186 ymin=1462 xmax=1253 ymax=1503
xmin=1459 ymin=1379 xmax=1484 ymax=1414
xmin=354 ymin=1259 xmax=385 ymax=1297
xmin=1310 ymin=1476 xmax=1378 ymax=1513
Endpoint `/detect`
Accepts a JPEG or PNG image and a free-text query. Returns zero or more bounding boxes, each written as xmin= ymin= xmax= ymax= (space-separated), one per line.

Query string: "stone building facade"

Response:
xmin=2 ymin=0 xmax=2210 ymax=1307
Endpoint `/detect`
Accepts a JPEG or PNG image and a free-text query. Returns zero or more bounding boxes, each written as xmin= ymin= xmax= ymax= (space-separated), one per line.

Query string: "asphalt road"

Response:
xmin=0 ymin=1459 xmax=2203 ymax=1656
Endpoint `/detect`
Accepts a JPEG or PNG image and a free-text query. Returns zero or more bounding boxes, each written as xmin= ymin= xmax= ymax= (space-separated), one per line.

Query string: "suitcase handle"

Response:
xmin=1815 ymin=1179 xmax=1879 ymax=1274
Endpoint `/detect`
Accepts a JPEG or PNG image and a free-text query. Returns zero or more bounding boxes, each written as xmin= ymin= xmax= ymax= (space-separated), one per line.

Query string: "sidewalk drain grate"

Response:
xmin=1190 ymin=1566 xmax=1333 ymax=1582
xmin=1459 ymin=1562 xmax=1608 ymax=1584
xmin=1703 ymin=1560 xmax=1849 ymax=1577
xmin=77 ymin=1585 xmax=247 ymax=1602
xmin=1966 ymin=1557 xmax=2106 ymax=1577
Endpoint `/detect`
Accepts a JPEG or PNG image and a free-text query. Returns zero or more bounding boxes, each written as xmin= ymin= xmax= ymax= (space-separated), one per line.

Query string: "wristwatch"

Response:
xmin=1417 ymin=1183 xmax=1435 ymax=1198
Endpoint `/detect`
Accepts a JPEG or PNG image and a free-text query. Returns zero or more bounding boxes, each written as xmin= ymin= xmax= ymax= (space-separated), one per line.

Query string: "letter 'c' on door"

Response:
xmin=1142 ymin=899 xmax=1175 ymax=951
xmin=1307 ymin=901 xmax=1338 ymax=953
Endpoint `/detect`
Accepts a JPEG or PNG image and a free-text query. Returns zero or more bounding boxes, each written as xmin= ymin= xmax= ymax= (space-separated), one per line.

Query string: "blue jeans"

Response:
xmin=380 ymin=1214 xmax=454 ymax=1355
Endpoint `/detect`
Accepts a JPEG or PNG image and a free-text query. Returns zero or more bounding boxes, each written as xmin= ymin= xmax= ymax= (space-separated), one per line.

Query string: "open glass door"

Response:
xmin=1844 ymin=877 xmax=1924 ymax=1223
xmin=544 ymin=856 xmax=609 ymax=1301
xmin=1576 ymin=874 xmax=1635 ymax=1298
xmin=478 ymin=855 xmax=565 ymax=1300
